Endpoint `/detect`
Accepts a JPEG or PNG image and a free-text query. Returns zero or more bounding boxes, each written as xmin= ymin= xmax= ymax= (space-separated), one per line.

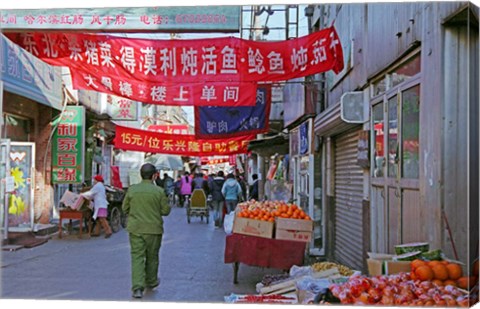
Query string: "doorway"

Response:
xmin=7 ymin=142 xmax=35 ymax=232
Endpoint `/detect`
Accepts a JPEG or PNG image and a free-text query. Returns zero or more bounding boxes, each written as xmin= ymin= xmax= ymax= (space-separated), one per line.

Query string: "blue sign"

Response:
xmin=0 ymin=34 xmax=63 ymax=110
xmin=300 ymin=121 xmax=309 ymax=155
xmin=195 ymin=85 xmax=271 ymax=138
xmin=0 ymin=6 xmax=240 ymax=33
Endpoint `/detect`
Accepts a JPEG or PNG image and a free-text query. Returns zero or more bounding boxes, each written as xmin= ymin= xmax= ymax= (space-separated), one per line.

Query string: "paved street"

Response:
xmin=0 ymin=206 xmax=282 ymax=304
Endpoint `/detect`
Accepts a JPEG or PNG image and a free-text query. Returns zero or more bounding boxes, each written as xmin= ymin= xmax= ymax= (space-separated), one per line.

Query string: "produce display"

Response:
xmin=312 ymin=262 xmax=355 ymax=277
xmin=236 ymin=200 xmax=311 ymax=221
xmin=395 ymin=242 xmax=430 ymax=255
xmin=329 ymin=273 xmax=474 ymax=306
xmin=410 ymin=259 xmax=467 ymax=286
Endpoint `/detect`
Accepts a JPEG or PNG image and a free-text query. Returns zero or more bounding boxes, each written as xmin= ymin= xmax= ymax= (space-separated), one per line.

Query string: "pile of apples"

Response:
xmin=329 ymin=273 xmax=476 ymax=306
xmin=236 ymin=200 xmax=311 ymax=222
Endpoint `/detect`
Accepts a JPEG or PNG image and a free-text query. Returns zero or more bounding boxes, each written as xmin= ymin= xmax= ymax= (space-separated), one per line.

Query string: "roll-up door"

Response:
xmin=333 ymin=128 xmax=364 ymax=271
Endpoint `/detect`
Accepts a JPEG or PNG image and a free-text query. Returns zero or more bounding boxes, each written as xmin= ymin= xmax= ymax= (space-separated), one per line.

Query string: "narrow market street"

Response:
xmin=0 ymin=206 xmax=282 ymax=303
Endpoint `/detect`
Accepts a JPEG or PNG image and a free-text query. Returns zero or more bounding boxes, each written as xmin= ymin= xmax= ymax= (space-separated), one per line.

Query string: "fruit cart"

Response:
xmin=187 ymin=189 xmax=209 ymax=224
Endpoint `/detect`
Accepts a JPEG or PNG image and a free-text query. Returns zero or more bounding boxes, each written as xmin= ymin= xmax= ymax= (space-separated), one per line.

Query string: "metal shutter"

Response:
xmin=333 ymin=128 xmax=364 ymax=271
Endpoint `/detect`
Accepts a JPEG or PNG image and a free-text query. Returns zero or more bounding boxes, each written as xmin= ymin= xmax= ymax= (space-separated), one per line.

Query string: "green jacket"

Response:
xmin=122 ymin=179 xmax=171 ymax=235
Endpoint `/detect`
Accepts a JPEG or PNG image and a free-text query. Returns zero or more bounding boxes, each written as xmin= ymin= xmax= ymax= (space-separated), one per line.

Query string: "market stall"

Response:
xmin=223 ymin=240 xmax=479 ymax=306
xmin=223 ymin=200 xmax=314 ymax=283
xmin=224 ymin=233 xmax=306 ymax=283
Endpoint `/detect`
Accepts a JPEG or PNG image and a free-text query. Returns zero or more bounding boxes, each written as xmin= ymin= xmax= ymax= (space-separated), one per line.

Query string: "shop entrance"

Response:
xmin=370 ymin=77 xmax=421 ymax=254
xmin=6 ymin=142 xmax=35 ymax=232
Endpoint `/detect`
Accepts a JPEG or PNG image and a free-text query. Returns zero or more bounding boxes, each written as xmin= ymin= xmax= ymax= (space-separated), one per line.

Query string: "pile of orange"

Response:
xmin=410 ymin=259 xmax=476 ymax=289
xmin=237 ymin=208 xmax=276 ymax=222
xmin=237 ymin=204 xmax=311 ymax=222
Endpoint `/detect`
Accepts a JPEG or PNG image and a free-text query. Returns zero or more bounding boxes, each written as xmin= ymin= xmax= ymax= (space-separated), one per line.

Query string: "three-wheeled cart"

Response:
xmin=105 ymin=185 xmax=127 ymax=232
xmin=80 ymin=185 xmax=127 ymax=234
xmin=187 ymin=189 xmax=209 ymax=224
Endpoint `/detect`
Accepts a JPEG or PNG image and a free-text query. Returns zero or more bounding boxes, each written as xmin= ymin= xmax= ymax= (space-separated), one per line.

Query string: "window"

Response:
xmin=401 ymin=85 xmax=420 ymax=179
xmin=387 ymin=96 xmax=398 ymax=178
xmin=370 ymin=53 xmax=421 ymax=180
xmin=372 ymin=103 xmax=384 ymax=178
xmin=2 ymin=113 xmax=32 ymax=141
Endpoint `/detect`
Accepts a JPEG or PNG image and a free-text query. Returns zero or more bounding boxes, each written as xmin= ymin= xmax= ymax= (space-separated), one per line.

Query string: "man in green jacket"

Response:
xmin=122 ymin=163 xmax=171 ymax=299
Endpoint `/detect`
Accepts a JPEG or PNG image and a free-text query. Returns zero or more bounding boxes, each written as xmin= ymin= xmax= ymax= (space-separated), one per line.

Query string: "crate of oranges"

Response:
xmin=236 ymin=200 xmax=311 ymax=222
xmin=234 ymin=201 xmax=312 ymax=241
xmin=410 ymin=259 xmax=477 ymax=290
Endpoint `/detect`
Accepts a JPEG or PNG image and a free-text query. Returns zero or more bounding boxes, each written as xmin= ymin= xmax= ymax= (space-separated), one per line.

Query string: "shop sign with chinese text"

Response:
xmin=106 ymin=94 xmax=138 ymax=121
xmin=52 ymin=106 xmax=85 ymax=184
xmin=148 ymin=124 xmax=189 ymax=134
xmin=195 ymin=85 xmax=271 ymax=138
xmin=0 ymin=6 xmax=240 ymax=32
xmin=0 ymin=34 xmax=62 ymax=110
xmin=114 ymin=125 xmax=254 ymax=156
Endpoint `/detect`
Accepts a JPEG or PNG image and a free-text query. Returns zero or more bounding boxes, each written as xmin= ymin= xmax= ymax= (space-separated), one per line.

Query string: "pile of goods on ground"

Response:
xmin=224 ymin=293 xmax=297 ymax=304
xmin=254 ymin=262 xmax=358 ymax=304
xmin=236 ymin=200 xmax=311 ymax=221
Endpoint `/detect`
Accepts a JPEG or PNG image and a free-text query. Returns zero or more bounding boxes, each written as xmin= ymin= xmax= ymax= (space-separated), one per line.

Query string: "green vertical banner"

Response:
xmin=52 ymin=106 xmax=85 ymax=184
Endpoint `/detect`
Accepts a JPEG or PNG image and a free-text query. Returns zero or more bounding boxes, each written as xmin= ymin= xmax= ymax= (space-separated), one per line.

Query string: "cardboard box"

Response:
xmin=366 ymin=253 xmax=411 ymax=276
xmin=276 ymin=217 xmax=314 ymax=231
xmin=275 ymin=229 xmax=312 ymax=242
xmin=59 ymin=190 xmax=85 ymax=210
xmin=232 ymin=217 xmax=274 ymax=239
xmin=275 ymin=218 xmax=313 ymax=242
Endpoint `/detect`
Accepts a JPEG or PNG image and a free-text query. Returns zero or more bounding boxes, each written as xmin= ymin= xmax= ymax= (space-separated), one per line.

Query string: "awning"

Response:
xmin=145 ymin=154 xmax=184 ymax=171
xmin=247 ymin=134 xmax=289 ymax=157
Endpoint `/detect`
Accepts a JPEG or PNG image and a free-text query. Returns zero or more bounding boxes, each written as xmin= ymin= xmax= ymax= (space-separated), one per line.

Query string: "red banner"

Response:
xmin=70 ymin=68 xmax=258 ymax=106
xmin=6 ymin=26 xmax=343 ymax=85
xmin=114 ymin=125 xmax=254 ymax=156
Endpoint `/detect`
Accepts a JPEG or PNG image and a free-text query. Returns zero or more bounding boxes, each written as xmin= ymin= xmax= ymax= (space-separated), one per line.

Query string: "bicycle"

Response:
xmin=167 ymin=192 xmax=176 ymax=207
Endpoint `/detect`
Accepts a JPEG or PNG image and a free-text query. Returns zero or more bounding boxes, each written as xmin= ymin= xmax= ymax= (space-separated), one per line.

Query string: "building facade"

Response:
xmin=307 ymin=2 xmax=479 ymax=272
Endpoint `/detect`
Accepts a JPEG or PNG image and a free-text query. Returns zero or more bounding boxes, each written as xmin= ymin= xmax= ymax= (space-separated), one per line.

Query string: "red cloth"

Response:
xmin=110 ymin=166 xmax=123 ymax=188
xmin=224 ymin=233 xmax=306 ymax=270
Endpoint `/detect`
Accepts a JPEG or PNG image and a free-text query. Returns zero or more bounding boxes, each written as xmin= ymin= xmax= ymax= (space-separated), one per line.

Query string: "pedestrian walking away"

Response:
xmin=248 ymin=174 xmax=259 ymax=201
xmin=179 ymin=171 xmax=192 ymax=207
xmin=122 ymin=163 xmax=171 ymax=299
xmin=81 ymin=174 xmax=112 ymax=238
xmin=192 ymin=172 xmax=209 ymax=195
xmin=221 ymin=173 xmax=243 ymax=214
xmin=209 ymin=170 xmax=225 ymax=228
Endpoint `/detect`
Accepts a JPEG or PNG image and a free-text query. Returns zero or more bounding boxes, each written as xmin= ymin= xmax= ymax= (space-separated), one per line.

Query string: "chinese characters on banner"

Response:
xmin=5 ymin=26 xmax=343 ymax=99
xmin=114 ymin=125 xmax=254 ymax=156
xmin=52 ymin=106 xmax=85 ymax=184
xmin=195 ymin=84 xmax=271 ymax=138
xmin=71 ymin=70 xmax=258 ymax=106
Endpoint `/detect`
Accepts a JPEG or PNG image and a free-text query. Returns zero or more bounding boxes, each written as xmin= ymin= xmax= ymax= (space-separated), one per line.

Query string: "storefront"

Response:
xmin=0 ymin=34 xmax=64 ymax=234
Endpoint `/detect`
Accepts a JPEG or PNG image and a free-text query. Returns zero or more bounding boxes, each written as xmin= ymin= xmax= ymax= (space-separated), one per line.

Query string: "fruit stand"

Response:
xmin=224 ymin=200 xmax=314 ymax=283
xmin=223 ymin=213 xmax=479 ymax=306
